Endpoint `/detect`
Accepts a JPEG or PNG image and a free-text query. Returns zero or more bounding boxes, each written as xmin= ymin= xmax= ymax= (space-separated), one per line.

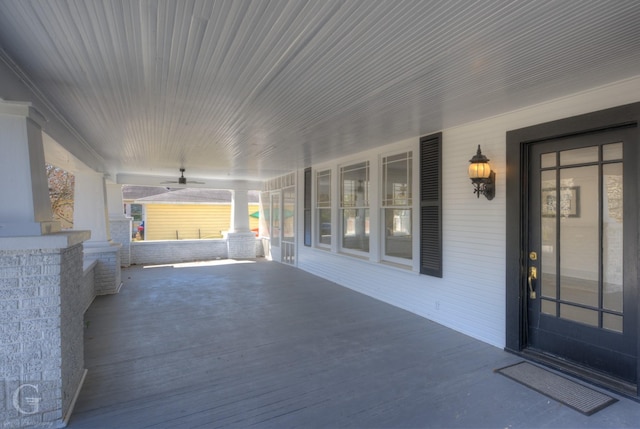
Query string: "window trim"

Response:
xmin=380 ymin=150 xmax=414 ymax=266
xmin=339 ymin=160 xmax=371 ymax=256
xmin=315 ymin=168 xmax=332 ymax=249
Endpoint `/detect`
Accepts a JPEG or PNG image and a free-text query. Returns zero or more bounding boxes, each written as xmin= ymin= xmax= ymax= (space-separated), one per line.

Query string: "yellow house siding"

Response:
xmin=146 ymin=204 xmax=230 ymax=240
xmin=144 ymin=203 xmax=261 ymax=240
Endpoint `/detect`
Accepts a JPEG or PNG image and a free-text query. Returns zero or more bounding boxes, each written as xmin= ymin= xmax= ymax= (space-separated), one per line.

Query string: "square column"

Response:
xmin=0 ymin=101 xmax=60 ymax=237
xmin=227 ymin=190 xmax=256 ymax=258
xmin=1 ymin=231 xmax=90 ymax=428
xmin=74 ymin=172 xmax=121 ymax=294
xmin=106 ymin=184 xmax=132 ymax=267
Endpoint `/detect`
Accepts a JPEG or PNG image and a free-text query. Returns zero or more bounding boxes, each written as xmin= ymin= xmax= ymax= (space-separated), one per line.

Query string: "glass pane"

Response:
xmin=261 ymin=192 xmax=270 ymax=238
xmin=318 ymin=209 xmax=331 ymax=245
xmin=603 ymin=142 xmax=622 ymax=161
xmin=271 ymin=194 xmax=280 ymax=247
xmin=560 ymin=304 xmax=598 ymax=327
xmin=383 ymin=152 xmax=412 ymax=206
xmin=559 ymin=165 xmax=598 ymax=307
xmin=603 ymin=313 xmax=623 ymax=333
xmin=560 ymin=146 xmax=598 ymax=166
xmin=603 ymin=163 xmax=623 ymax=312
xmin=342 ymin=208 xmax=369 ymax=252
xmin=541 ymin=152 xmax=556 ymax=168
xmin=283 ymin=187 xmax=295 ymax=242
xmin=341 ymin=162 xmax=369 ymax=207
xmin=317 ymin=170 xmax=331 ymax=207
xmin=541 ymin=300 xmax=556 ymax=316
xmin=540 ymin=169 xmax=556 ymax=298
xmin=384 ymin=209 xmax=412 ymax=259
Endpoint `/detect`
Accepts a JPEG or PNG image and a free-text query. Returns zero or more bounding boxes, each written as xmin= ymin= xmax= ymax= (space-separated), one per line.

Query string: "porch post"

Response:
xmin=227 ymin=189 xmax=256 ymax=258
xmin=0 ymin=100 xmax=91 ymax=428
xmin=0 ymin=101 xmax=60 ymax=237
xmin=74 ymin=171 xmax=122 ymax=294
xmin=106 ymin=183 xmax=132 ymax=267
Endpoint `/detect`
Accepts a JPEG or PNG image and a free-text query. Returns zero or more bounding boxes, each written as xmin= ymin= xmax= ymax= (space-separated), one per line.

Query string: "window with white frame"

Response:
xmin=340 ymin=161 xmax=370 ymax=253
xmin=316 ymin=169 xmax=332 ymax=246
xmin=382 ymin=152 xmax=413 ymax=261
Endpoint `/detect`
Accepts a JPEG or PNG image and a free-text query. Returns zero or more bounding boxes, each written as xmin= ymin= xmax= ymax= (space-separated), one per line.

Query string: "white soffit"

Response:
xmin=0 ymin=0 xmax=638 ymax=183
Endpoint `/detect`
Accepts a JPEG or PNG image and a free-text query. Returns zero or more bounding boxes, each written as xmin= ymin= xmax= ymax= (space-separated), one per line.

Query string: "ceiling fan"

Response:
xmin=161 ymin=168 xmax=205 ymax=185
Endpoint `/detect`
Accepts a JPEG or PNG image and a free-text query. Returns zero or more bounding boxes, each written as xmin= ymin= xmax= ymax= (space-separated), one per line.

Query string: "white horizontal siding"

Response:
xmin=297 ymin=76 xmax=640 ymax=349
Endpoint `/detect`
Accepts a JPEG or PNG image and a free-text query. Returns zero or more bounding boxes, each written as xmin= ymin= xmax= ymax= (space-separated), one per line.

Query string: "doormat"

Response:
xmin=495 ymin=361 xmax=617 ymax=415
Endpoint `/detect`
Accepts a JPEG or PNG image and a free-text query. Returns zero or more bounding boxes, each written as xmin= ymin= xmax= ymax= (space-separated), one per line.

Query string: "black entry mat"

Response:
xmin=496 ymin=361 xmax=617 ymax=415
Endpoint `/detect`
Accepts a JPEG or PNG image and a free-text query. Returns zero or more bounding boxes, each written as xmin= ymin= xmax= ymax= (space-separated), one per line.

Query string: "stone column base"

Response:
xmin=84 ymin=241 xmax=122 ymax=295
xmin=109 ymin=217 xmax=132 ymax=267
xmin=0 ymin=231 xmax=89 ymax=429
xmin=226 ymin=232 xmax=257 ymax=259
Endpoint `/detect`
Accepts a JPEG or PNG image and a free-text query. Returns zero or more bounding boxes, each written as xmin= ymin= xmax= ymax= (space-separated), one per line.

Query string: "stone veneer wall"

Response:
xmin=0 ymin=240 xmax=89 ymax=428
xmin=109 ymin=218 xmax=132 ymax=267
xmin=84 ymin=246 xmax=121 ymax=296
xmin=131 ymin=238 xmax=264 ymax=265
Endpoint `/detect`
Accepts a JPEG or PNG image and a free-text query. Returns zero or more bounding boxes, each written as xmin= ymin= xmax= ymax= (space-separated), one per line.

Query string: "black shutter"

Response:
xmin=420 ymin=133 xmax=442 ymax=277
xmin=303 ymin=167 xmax=312 ymax=246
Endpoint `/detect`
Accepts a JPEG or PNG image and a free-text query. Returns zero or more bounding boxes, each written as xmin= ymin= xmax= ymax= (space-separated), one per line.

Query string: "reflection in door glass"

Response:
xmin=541 ymin=152 xmax=556 ymax=168
xmin=560 ymin=146 xmax=598 ymax=166
xmin=537 ymin=145 xmax=624 ymax=333
xmin=603 ymin=163 xmax=623 ymax=316
xmin=603 ymin=142 xmax=623 ymax=161
xmin=559 ymin=165 xmax=598 ymax=308
xmin=540 ymin=169 xmax=556 ymax=305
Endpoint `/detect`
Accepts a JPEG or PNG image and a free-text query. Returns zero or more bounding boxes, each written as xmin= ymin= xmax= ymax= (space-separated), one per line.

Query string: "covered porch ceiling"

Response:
xmin=0 ymin=0 xmax=639 ymax=187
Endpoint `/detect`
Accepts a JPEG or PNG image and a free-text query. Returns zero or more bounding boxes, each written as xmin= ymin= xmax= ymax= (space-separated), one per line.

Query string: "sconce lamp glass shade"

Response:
xmin=468 ymin=145 xmax=495 ymax=200
xmin=468 ymin=161 xmax=492 ymax=179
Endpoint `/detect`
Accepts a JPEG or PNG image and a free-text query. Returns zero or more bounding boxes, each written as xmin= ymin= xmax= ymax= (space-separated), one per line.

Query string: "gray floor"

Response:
xmin=70 ymin=259 xmax=640 ymax=428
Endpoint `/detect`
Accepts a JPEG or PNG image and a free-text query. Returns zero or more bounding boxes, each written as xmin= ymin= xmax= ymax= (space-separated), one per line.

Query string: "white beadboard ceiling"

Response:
xmin=0 ymin=0 xmax=639 ymax=185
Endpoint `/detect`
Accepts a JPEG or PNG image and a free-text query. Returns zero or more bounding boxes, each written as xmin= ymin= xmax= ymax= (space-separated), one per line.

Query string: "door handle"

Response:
xmin=528 ymin=266 xmax=537 ymax=299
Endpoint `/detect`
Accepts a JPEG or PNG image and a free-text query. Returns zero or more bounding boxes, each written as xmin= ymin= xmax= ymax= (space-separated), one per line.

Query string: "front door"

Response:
xmin=526 ymin=127 xmax=637 ymax=384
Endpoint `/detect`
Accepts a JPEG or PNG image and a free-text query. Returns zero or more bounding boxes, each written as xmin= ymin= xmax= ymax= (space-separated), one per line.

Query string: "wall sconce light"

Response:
xmin=468 ymin=145 xmax=495 ymax=200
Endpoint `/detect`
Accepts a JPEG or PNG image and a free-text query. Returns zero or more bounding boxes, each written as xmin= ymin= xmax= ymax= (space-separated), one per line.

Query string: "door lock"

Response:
xmin=528 ymin=266 xmax=537 ymax=299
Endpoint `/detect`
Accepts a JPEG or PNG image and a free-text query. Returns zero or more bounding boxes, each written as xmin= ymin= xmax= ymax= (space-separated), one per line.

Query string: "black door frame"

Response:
xmin=505 ymin=102 xmax=640 ymax=396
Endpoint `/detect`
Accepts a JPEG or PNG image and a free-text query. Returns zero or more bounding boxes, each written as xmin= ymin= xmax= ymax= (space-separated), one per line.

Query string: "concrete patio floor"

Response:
xmin=69 ymin=259 xmax=640 ymax=428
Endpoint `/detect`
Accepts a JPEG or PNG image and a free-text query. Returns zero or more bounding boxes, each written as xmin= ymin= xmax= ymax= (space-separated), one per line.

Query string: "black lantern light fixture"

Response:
xmin=468 ymin=145 xmax=495 ymax=200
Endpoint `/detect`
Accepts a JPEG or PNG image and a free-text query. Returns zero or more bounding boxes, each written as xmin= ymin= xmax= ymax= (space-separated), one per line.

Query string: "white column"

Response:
xmin=227 ymin=189 xmax=256 ymax=258
xmin=230 ymin=189 xmax=250 ymax=233
xmin=106 ymin=183 xmax=132 ymax=267
xmin=74 ymin=171 xmax=111 ymax=243
xmin=106 ymin=183 xmax=126 ymax=219
xmin=74 ymin=171 xmax=122 ymax=293
xmin=0 ymin=101 xmax=60 ymax=236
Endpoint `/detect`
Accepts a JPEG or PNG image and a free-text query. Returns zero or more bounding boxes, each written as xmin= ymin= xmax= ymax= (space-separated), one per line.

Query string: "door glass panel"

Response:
xmin=540 ymin=169 xmax=556 ymax=299
xmin=560 ymin=146 xmax=598 ymax=166
xmin=603 ymin=313 xmax=623 ymax=333
xmin=541 ymin=152 xmax=556 ymax=168
xmin=541 ymin=299 xmax=556 ymax=316
xmin=560 ymin=304 xmax=598 ymax=327
xmin=603 ymin=163 xmax=623 ymax=312
xmin=559 ymin=165 xmax=598 ymax=307
xmin=271 ymin=193 xmax=280 ymax=247
xmin=603 ymin=142 xmax=623 ymax=161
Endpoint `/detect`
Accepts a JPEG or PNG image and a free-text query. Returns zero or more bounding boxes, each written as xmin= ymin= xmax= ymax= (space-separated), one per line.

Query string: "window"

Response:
xmin=316 ymin=169 xmax=331 ymax=246
xmin=304 ymin=168 xmax=312 ymax=246
xmin=382 ymin=152 xmax=413 ymax=261
xmin=271 ymin=192 xmax=281 ymax=247
xmin=340 ymin=161 xmax=369 ymax=253
xmin=420 ymin=133 xmax=442 ymax=277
